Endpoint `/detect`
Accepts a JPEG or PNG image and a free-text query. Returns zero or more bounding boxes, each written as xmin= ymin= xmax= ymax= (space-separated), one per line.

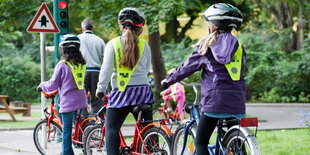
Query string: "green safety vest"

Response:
xmin=63 ymin=60 xmax=86 ymax=90
xmin=113 ymin=37 xmax=145 ymax=92
xmin=224 ymin=42 xmax=243 ymax=81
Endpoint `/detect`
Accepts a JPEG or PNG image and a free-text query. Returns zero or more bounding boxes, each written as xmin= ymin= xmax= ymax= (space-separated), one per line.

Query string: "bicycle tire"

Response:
xmin=83 ymin=125 xmax=105 ymax=155
xmin=172 ymin=123 xmax=196 ymax=155
xmin=79 ymin=120 xmax=96 ymax=148
xmin=153 ymin=109 xmax=168 ymax=120
xmin=138 ymin=126 xmax=172 ymax=155
xmin=222 ymin=129 xmax=261 ymax=155
xmin=33 ymin=119 xmax=63 ymax=155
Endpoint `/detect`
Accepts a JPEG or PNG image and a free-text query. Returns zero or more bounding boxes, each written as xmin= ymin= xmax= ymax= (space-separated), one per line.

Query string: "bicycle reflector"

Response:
xmin=240 ymin=118 xmax=258 ymax=127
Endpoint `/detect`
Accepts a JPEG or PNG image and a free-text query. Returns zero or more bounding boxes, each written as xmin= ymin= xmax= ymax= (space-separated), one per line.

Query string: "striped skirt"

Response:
xmin=108 ymin=85 xmax=154 ymax=108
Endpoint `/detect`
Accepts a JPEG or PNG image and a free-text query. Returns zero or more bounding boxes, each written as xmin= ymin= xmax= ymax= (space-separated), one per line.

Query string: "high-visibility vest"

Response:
xmin=63 ymin=60 xmax=86 ymax=90
xmin=113 ymin=37 xmax=145 ymax=92
xmin=224 ymin=42 xmax=243 ymax=81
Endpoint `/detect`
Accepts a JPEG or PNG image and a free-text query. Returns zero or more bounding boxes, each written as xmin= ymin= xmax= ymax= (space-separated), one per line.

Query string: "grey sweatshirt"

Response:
xmin=97 ymin=36 xmax=152 ymax=92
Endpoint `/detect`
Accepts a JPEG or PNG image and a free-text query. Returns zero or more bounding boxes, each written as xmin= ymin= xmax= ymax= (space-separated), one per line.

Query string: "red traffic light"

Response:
xmin=59 ymin=1 xmax=67 ymax=9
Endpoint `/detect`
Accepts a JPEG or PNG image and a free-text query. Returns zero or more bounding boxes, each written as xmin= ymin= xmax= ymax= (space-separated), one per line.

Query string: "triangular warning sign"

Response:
xmin=27 ymin=3 xmax=60 ymax=33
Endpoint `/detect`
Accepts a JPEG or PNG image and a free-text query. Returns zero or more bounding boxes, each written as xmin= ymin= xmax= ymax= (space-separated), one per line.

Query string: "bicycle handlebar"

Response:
xmin=41 ymin=89 xmax=59 ymax=99
xmin=179 ymin=81 xmax=200 ymax=106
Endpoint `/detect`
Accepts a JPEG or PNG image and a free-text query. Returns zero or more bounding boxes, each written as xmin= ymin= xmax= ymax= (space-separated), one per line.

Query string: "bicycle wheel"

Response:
xmin=79 ymin=120 xmax=96 ymax=148
xmin=172 ymin=124 xmax=196 ymax=155
xmin=153 ymin=109 xmax=168 ymax=120
xmin=138 ymin=126 xmax=172 ymax=155
xmin=222 ymin=129 xmax=261 ymax=155
xmin=33 ymin=119 xmax=62 ymax=155
xmin=83 ymin=125 xmax=106 ymax=155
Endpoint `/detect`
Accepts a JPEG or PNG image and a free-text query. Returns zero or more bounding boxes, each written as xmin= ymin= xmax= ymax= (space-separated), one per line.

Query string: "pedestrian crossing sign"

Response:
xmin=27 ymin=3 xmax=60 ymax=33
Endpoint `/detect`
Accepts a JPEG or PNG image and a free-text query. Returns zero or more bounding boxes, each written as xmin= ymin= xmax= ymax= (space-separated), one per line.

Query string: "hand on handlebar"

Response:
xmin=161 ymin=79 xmax=169 ymax=90
xmin=37 ymin=87 xmax=42 ymax=92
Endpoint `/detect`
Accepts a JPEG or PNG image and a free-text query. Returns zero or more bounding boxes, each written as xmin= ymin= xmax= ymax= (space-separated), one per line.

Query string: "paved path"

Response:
xmin=0 ymin=103 xmax=309 ymax=154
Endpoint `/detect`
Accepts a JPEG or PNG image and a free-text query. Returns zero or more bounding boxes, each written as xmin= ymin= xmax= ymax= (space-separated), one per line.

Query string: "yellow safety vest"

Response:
xmin=63 ymin=60 xmax=86 ymax=90
xmin=224 ymin=42 xmax=243 ymax=81
xmin=113 ymin=37 xmax=145 ymax=92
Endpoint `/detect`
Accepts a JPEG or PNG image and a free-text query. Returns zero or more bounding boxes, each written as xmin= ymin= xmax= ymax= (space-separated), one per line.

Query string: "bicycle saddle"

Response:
xmin=133 ymin=104 xmax=152 ymax=113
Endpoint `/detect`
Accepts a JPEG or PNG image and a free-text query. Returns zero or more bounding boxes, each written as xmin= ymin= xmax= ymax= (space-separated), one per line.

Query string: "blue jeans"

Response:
xmin=61 ymin=111 xmax=76 ymax=155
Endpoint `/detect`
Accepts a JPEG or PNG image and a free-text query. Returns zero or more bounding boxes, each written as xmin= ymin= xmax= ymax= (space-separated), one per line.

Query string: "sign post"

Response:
xmin=27 ymin=2 xmax=60 ymax=149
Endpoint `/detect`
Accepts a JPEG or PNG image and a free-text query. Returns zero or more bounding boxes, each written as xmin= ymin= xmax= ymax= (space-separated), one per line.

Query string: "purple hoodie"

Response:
xmin=166 ymin=33 xmax=246 ymax=114
xmin=39 ymin=61 xmax=87 ymax=113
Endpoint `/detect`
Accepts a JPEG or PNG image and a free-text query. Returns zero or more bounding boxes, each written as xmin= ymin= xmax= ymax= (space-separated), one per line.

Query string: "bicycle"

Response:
xmin=83 ymin=103 xmax=173 ymax=155
xmin=171 ymin=82 xmax=261 ymax=155
xmin=153 ymin=93 xmax=187 ymax=123
xmin=33 ymin=90 xmax=97 ymax=155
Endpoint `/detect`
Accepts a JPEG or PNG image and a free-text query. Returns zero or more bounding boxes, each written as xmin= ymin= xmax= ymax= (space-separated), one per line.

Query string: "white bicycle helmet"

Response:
xmin=118 ymin=7 xmax=145 ymax=28
xmin=203 ymin=3 xmax=243 ymax=31
xmin=59 ymin=34 xmax=80 ymax=50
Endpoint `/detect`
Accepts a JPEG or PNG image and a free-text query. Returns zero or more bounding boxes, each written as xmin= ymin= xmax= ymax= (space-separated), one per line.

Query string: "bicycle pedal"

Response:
xmin=119 ymin=146 xmax=131 ymax=155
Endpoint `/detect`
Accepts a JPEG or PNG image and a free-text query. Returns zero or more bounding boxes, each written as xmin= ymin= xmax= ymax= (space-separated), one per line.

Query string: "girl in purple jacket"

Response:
xmin=162 ymin=3 xmax=245 ymax=155
xmin=38 ymin=34 xmax=87 ymax=155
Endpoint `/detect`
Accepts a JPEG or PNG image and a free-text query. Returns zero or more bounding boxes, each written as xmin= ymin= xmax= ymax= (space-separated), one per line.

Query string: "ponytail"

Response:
xmin=120 ymin=27 xmax=140 ymax=70
xmin=195 ymin=30 xmax=220 ymax=55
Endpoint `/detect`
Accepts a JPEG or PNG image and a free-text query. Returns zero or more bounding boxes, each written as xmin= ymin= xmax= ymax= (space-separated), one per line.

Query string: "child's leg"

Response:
xmin=61 ymin=111 xmax=76 ymax=155
xmin=176 ymin=98 xmax=185 ymax=119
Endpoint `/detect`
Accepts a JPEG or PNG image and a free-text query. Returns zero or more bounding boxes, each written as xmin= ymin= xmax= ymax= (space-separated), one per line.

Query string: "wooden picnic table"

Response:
xmin=0 ymin=95 xmax=17 ymax=121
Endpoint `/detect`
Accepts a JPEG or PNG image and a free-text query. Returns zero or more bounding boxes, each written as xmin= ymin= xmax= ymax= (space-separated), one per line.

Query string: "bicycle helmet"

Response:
xmin=59 ymin=34 xmax=80 ymax=50
xmin=203 ymin=3 xmax=243 ymax=31
xmin=118 ymin=7 xmax=145 ymax=28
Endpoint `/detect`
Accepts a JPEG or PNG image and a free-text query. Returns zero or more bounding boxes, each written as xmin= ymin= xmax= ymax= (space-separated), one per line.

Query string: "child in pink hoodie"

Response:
xmin=160 ymin=69 xmax=186 ymax=120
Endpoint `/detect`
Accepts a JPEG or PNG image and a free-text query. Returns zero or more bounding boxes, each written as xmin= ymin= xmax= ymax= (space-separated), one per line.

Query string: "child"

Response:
xmin=160 ymin=68 xmax=186 ymax=120
xmin=38 ymin=34 xmax=87 ymax=155
xmin=96 ymin=7 xmax=154 ymax=155
xmin=162 ymin=3 xmax=246 ymax=155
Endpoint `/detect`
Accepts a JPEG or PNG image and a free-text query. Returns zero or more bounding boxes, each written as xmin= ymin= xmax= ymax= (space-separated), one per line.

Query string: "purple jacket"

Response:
xmin=39 ymin=61 xmax=87 ymax=113
xmin=166 ymin=33 xmax=246 ymax=114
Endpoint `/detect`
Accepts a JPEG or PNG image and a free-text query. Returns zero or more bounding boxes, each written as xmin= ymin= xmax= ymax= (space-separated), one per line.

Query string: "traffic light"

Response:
xmin=56 ymin=0 xmax=69 ymax=34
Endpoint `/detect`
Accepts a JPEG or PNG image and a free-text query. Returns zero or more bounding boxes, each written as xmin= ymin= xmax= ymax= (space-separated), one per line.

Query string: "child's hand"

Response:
xmin=37 ymin=87 xmax=42 ymax=92
xmin=161 ymin=79 xmax=169 ymax=90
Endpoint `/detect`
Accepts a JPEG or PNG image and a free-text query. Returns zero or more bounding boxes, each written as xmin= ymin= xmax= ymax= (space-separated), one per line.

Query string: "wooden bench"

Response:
xmin=0 ymin=95 xmax=32 ymax=121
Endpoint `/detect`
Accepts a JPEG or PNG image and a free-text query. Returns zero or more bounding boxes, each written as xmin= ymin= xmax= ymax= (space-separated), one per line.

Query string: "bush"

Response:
xmin=0 ymin=56 xmax=43 ymax=102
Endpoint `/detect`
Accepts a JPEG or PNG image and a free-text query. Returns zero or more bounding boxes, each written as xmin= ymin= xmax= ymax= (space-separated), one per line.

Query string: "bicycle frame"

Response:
xmin=41 ymin=90 xmax=96 ymax=147
xmin=94 ymin=112 xmax=173 ymax=155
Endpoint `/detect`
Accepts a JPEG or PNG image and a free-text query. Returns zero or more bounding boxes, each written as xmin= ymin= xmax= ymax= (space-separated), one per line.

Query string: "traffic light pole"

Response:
xmin=53 ymin=0 xmax=60 ymax=65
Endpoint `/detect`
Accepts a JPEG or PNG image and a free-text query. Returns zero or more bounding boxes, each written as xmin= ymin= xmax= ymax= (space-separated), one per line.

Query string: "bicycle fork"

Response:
xmin=180 ymin=120 xmax=196 ymax=155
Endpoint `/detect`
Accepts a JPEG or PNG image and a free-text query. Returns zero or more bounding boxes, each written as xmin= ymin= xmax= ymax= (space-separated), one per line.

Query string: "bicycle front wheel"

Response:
xmin=222 ymin=129 xmax=261 ymax=155
xmin=153 ymin=109 xmax=169 ymax=120
xmin=139 ymin=126 xmax=172 ymax=155
xmin=83 ymin=125 xmax=106 ymax=155
xmin=33 ymin=119 xmax=62 ymax=155
xmin=172 ymin=124 xmax=196 ymax=155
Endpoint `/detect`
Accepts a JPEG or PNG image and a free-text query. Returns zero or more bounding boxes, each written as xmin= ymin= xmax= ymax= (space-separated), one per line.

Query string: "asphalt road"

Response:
xmin=0 ymin=103 xmax=309 ymax=154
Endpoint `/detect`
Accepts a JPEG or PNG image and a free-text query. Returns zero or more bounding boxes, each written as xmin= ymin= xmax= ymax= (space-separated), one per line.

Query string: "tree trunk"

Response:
xmin=149 ymin=30 xmax=166 ymax=90
xmin=161 ymin=17 xmax=179 ymax=43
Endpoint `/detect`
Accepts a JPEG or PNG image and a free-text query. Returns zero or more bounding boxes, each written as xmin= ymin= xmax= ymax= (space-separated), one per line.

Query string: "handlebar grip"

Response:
xmin=97 ymin=92 xmax=105 ymax=98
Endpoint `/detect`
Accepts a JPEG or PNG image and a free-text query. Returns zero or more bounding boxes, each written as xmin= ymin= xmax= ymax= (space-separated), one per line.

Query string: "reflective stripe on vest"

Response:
xmin=224 ymin=42 xmax=243 ymax=81
xmin=113 ymin=37 xmax=145 ymax=92
xmin=63 ymin=61 xmax=86 ymax=90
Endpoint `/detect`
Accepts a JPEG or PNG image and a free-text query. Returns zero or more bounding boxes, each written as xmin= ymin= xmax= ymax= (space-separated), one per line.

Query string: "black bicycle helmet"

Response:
xmin=203 ymin=3 xmax=243 ymax=31
xmin=59 ymin=34 xmax=80 ymax=51
xmin=118 ymin=7 xmax=145 ymax=28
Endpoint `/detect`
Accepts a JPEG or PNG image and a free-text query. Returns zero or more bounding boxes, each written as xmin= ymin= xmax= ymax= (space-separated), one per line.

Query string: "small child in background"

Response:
xmin=160 ymin=68 xmax=186 ymax=120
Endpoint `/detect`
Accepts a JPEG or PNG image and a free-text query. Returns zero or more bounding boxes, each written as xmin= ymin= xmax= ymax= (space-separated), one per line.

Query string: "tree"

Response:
xmin=252 ymin=0 xmax=310 ymax=52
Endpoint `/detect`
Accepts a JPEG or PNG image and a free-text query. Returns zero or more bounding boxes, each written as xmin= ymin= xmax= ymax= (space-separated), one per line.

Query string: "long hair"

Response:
xmin=195 ymin=30 xmax=220 ymax=55
xmin=120 ymin=27 xmax=141 ymax=70
xmin=61 ymin=48 xmax=86 ymax=66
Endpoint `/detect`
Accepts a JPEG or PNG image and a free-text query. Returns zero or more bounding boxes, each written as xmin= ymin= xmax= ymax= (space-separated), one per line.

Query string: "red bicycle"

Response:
xmin=83 ymin=104 xmax=173 ymax=155
xmin=33 ymin=90 xmax=97 ymax=155
xmin=153 ymin=94 xmax=184 ymax=123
